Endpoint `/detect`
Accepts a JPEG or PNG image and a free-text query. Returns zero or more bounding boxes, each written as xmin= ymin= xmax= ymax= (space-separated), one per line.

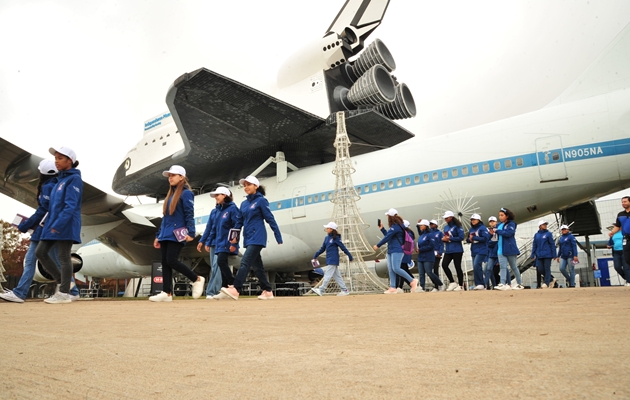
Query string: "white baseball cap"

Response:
xmin=38 ymin=159 xmax=58 ymax=175
xmin=385 ymin=208 xmax=398 ymax=216
xmin=323 ymin=222 xmax=338 ymax=230
xmin=209 ymin=186 xmax=231 ymax=198
xmin=538 ymin=220 xmax=549 ymax=227
xmin=429 ymin=219 xmax=438 ymax=225
xmin=239 ymin=175 xmax=260 ymax=187
xmin=162 ymin=165 xmax=186 ymax=177
xmin=403 ymin=220 xmax=410 ymax=228
xmin=560 ymin=224 xmax=569 ymax=230
xmin=49 ymin=146 xmax=77 ymax=163
xmin=443 ymin=210 xmax=454 ymax=219
xmin=471 ymin=213 xmax=481 ymax=221
xmin=488 ymin=216 xmax=497 ymax=222
xmin=418 ymin=219 xmax=430 ymax=227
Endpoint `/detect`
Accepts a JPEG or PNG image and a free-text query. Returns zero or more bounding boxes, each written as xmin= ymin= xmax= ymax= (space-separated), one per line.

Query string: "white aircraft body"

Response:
xmin=1 ymin=0 xmax=629 ymax=283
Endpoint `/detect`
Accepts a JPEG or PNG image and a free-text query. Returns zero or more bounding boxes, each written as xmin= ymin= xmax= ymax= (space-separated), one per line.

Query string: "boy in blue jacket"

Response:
xmin=557 ymin=224 xmax=579 ymax=287
xmin=311 ymin=222 xmax=353 ymax=296
xmin=531 ymin=220 xmax=557 ymax=288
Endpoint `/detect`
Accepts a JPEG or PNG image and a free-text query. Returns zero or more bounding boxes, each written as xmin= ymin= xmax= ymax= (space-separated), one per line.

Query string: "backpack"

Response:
xmin=399 ymin=225 xmax=414 ymax=255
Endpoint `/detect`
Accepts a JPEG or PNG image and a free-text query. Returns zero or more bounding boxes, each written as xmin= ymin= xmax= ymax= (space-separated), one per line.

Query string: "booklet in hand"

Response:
xmin=228 ymin=228 xmax=241 ymax=242
xmin=173 ymin=227 xmax=189 ymax=242
xmin=39 ymin=212 xmax=48 ymax=228
xmin=311 ymin=259 xmax=320 ymax=268
xmin=11 ymin=214 xmax=28 ymax=227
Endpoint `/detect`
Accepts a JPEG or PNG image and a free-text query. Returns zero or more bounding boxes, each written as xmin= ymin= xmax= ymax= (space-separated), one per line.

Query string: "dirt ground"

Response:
xmin=1 ymin=287 xmax=628 ymax=399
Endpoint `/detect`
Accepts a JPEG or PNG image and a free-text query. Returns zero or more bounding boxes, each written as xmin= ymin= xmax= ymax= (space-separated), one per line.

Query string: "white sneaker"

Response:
xmin=414 ymin=287 xmax=425 ymax=293
xmin=0 ymin=290 xmax=24 ymax=303
xmin=69 ymin=294 xmax=80 ymax=301
xmin=625 ymin=283 xmax=630 ymax=287
xmin=446 ymin=282 xmax=459 ymax=291
xmin=541 ymin=283 xmax=548 ymax=289
xmin=396 ymin=288 xmax=404 ymax=293
xmin=337 ymin=290 xmax=349 ymax=296
xmin=206 ymin=295 xmax=216 ymax=300
xmin=149 ymin=291 xmax=172 ymax=302
xmin=549 ymin=278 xmax=556 ymax=289
xmin=192 ymin=276 xmax=205 ymax=299
xmin=311 ymin=288 xmax=322 ymax=296
xmin=44 ymin=292 xmax=72 ymax=304
xmin=495 ymin=284 xmax=511 ymax=291
xmin=438 ymin=285 xmax=446 ymax=292
xmin=453 ymin=285 xmax=464 ymax=291
xmin=512 ymin=284 xmax=524 ymax=290
xmin=258 ymin=290 xmax=274 ymax=300
xmin=431 ymin=288 xmax=439 ymax=292
xmin=212 ymin=292 xmax=229 ymax=300
xmin=474 ymin=285 xmax=485 ymax=290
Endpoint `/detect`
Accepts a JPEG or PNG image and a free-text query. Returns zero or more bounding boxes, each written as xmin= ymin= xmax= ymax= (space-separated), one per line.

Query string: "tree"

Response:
xmin=1 ymin=220 xmax=29 ymax=278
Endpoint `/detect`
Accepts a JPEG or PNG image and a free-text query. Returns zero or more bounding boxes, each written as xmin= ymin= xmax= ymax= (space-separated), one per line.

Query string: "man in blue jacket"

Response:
xmin=609 ymin=196 xmax=630 ymax=278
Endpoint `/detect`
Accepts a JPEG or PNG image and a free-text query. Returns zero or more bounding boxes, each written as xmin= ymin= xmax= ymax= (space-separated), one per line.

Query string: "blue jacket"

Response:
xmin=558 ymin=232 xmax=578 ymax=259
xmin=376 ymin=224 xmax=404 ymax=254
xmin=614 ymin=211 xmax=630 ymax=235
xmin=466 ymin=222 xmax=490 ymax=256
xmin=430 ymin=228 xmax=444 ymax=256
xmin=40 ymin=168 xmax=83 ymax=243
xmin=18 ymin=178 xmax=56 ymax=241
xmin=213 ymin=201 xmax=243 ymax=254
xmin=314 ymin=233 xmax=353 ymax=265
xmin=200 ymin=205 xmax=220 ymax=247
xmin=417 ymin=230 xmax=436 ymax=262
xmin=495 ymin=221 xmax=520 ymax=256
xmin=442 ymin=223 xmax=464 ymax=254
xmin=531 ymin=229 xmax=557 ymax=259
xmin=608 ymin=231 xmax=624 ymax=251
xmin=156 ymin=188 xmax=196 ymax=242
xmin=487 ymin=229 xmax=498 ymax=258
xmin=240 ymin=192 xmax=282 ymax=247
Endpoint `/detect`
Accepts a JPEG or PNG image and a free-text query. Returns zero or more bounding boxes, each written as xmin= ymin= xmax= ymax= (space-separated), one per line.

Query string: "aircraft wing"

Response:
xmin=113 ymin=67 xmax=414 ymax=196
xmin=0 ymin=137 xmax=159 ymax=266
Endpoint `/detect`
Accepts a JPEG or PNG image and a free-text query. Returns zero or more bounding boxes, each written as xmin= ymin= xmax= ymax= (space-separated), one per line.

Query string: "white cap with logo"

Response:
xmin=418 ymin=219 xmax=430 ymax=227
xmin=162 ymin=165 xmax=186 ymax=177
xmin=239 ymin=175 xmax=260 ymax=187
xmin=209 ymin=186 xmax=231 ymax=198
xmin=429 ymin=219 xmax=438 ymax=225
xmin=488 ymin=216 xmax=497 ymax=222
xmin=49 ymin=146 xmax=77 ymax=163
xmin=538 ymin=220 xmax=549 ymax=227
xmin=38 ymin=159 xmax=58 ymax=175
xmin=560 ymin=224 xmax=569 ymax=230
xmin=403 ymin=220 xmax=410 ymax=228
xmin=323 ymin=222 xmax=338 ymax=230
xmin=385 ymin=208 xmax=398 ymax=216
xmin=471 ymin=213 xmax=481 ymax=220
xmin=443 ymin=210 xmax=454 ymax=219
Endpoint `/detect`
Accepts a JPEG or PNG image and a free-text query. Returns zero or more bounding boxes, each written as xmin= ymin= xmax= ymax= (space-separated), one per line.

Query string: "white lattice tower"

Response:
xmin=0 ymin=234 xmax=6 ymax=290
xmin=315 ymin=112 xmax=388 ymax=294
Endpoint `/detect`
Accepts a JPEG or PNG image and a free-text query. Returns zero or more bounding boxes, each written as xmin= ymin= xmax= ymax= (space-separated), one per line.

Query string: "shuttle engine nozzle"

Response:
xmin=375 ymin=83 xmax=417 ymax=120
xmin=347 ymin=39 xmax=396 ymax=81
xmin=346 ymin=64 xmax=396 ymax=107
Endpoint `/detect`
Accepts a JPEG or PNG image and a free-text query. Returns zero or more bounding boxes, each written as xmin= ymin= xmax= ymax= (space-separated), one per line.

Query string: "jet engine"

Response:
xmin=33 ymin=253 xmax=83 ymax=283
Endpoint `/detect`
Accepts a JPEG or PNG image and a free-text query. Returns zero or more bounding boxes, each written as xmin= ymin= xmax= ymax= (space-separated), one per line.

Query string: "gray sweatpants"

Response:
xmin=320 ymin=265 xmax=348 ymax=291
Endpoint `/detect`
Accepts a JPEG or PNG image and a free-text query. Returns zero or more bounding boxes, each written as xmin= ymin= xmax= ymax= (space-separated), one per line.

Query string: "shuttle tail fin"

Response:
xmin=546 ymin=22 xmax=630 ymax=107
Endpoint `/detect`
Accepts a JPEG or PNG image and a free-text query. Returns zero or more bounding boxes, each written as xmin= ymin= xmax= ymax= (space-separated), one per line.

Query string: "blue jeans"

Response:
xmin=472 ymin=254 xmax=485 ymax=286
xmin=559 ymin=258 xmax=576 ymax=287
xmin=418 ymin=260 xmax=442 ymax=289
xmin=320 ymin=265 xmax=347 ymax=291
xmin=205 ymin=247 xmax=222 ymax=296
xmin=387 ymin=252 xmax=413 ymax=288
xmin=484 ymin=257 xmax=497 ymax=286
xmin=234 ymin=245 xmax=272 ymax=292
xmin=498 ymin=254 xmax=522 ymax=285
xmin=536 ymin=258 xmax=552 ymax=286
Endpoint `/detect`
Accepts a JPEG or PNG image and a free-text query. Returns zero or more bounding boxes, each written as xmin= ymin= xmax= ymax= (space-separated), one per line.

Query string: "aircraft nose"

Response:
xmin=112 ymin=157 xmax=131 ymax=194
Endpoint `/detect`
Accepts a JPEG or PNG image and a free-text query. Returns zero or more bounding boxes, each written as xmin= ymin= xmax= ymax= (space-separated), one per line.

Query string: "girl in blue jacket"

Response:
xmin=441 ymin=211 xmax=465 ymax=291
xmin=1 ymin=160 xmax=79 ymax=303
xmin=150 ymin=165 xmax=205 ymax=302
xmin=557 ymin=225 xmax=579 ymax=287
xmin=531 ymin=220 xmax=557 ymax=288
xmin=206 ymin=187 xmax=242 ymax=298
xmin=35 ymin=147 xmax=84 ymax=304
xmin=484 ymin=216 xmax=499 ymax=288
xmin=222 ymin=176 xmax=283 ymax=301
xmin=608 ymin=231 xmax=629 ymax=284
xmin=373 ymin=208 xmax=418 ymax=294
xmin=466 ymin=214 xmax=490 ymax=290
xmin=395 ymin=220 xmax=416 ymax=292
xmin=198 ymin=202 xmax=222 ymax=298
xmin=311 ymin=222 xmax=353 ymax=296
xmin=493 ymin=207 xmax=524 ymax=290
xmin=416 ymin=220 xmax=444 ymax=292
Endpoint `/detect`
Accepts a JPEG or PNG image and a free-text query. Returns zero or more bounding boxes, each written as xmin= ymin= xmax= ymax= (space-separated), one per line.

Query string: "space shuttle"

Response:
xmin=1 ymin=0 xmax=629 ymax=283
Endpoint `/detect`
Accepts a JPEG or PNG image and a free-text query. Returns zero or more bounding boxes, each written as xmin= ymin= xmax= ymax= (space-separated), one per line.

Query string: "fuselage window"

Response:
xmin=314 ymin=195 xmax=319 ymax=202
xmin=423 ymin=174 xmax=429 ymax=182
xmin=552 ymin=152 xmax=560 ymax=161
xmin=414 ymin=176 xmax=420 ymax=184
xmin=494 ymin=161 xmax=501 ymax=170
xmin=380 ymin=182 xmax=385 ymax=190
xmin=442 ymin=170 xmax=448 ymax=179
xmin=389 ymin=180 xmax=394 ymax=188
xmin=307 ymin=196 xmax=312 ymax=203
xmin=516 ymin=157 xmax=524 ymax=167
xmin=505 ymin=159 xmax=512 ymax=169
xmin=372 ymin=184 xmax=377 ymax=191
xmin=277 ymin=202 xmax=282 ymax=209
xmin=364 ymin=185 xmax=370 ymax=193
xmin=482 ymin=163 xmax=489 ymax=172
xmin=356 ymin=187 xmax=362 ymax=194
xmin=432 ymin=172 xmax=438 ymax=181
xmin=452 ymin=168 xmax=458 ymax=177
xmin=405 ymin=177 xmax=410 ymax=185
xmin=462 ymin=166 xmax=469 ymax=175
xmin=472 ymin=165 xmax=479 ymax=174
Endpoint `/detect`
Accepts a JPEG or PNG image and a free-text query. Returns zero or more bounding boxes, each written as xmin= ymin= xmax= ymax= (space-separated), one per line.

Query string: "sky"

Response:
xmin=1 ymin=0 xmax=630 ymax=222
